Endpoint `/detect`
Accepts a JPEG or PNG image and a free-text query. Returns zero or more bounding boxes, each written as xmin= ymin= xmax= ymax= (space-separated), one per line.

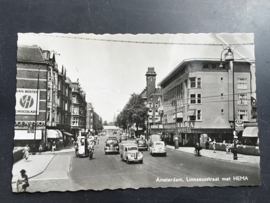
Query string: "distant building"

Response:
xmin=86 ymin=102 xmax=94 ymax=133
xmin=70 ymin=80 xmax=87 ymax=137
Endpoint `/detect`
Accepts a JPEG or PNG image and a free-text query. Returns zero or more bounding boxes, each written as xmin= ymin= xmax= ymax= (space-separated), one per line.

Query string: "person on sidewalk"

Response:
xmin=23 ymin=145 xmax=30 ymax=161
xmin=52 ymin=141 xmax=56 ymax=154
xmin=212 ymin=139 xmax=216 ymax=153
xmin=16 ymin=169 xmax=29 ymax=192
xmin=38 ymin=145 xmax=43 ymax=155
xmin=194 ymin=142 xmax=202 ymax=156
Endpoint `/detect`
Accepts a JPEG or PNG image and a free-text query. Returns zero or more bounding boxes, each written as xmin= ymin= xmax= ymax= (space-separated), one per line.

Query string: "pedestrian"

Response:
xmin=194 ymin=142 xmax=202 ymax=156
xmin=205 ymin=138 xmax=209 ymax=149
xmin=23 ymin=144 xmax=30 ymax=161
xmin=16 ymin=169 xmax=29 ymax=192
xmin=38 ymin=145 xmax=43 ymax=155
xmin=52 ymin=141 xmax=56 ymax=154
xmin=74 ymin=141 xmax=78 ymax=157
xmin=212 ymin=139 xmax=216 ymax=153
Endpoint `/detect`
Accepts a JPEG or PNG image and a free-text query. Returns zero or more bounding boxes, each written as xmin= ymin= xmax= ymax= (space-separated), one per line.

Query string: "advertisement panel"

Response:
xmin=15 ymin=88 xmax=40 ymax=115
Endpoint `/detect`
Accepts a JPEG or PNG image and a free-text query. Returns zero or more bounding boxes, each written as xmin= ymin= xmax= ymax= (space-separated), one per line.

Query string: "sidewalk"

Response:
xmin=12 ymin=154 xmax=55 ymax=184
xmin=166 ymin=145 xmax=260 ymax=164
xmin=12 ymin=145 xmax=75 ymax=184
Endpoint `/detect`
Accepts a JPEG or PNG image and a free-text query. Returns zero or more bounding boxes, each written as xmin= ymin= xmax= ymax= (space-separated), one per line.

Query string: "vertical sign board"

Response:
xmin=16 ymin=88 xmax=40 ymax=115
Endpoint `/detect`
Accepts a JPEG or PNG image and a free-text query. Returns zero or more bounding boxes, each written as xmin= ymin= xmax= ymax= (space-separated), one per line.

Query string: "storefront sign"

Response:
xmin=235 ymin=119 xmax=244 ymax=132
xmin=16 ymin=88 xmax=40 ymax=115
xmin=151 ymin=124 xmax=163 ymax=129
xmin=177 ymin=121 xmax=194 ymax=128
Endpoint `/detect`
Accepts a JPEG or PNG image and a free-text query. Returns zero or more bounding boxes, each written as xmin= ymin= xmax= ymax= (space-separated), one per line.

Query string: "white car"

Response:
xmin=121 ymin=144 xmax=143 ymax=164
xmin=149 ymin=141 xmax=167 ymax=156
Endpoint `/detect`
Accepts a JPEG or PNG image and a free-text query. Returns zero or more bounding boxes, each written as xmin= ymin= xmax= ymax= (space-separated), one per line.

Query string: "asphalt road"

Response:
xmin=68 ymin=135 xmax=260 ymax=190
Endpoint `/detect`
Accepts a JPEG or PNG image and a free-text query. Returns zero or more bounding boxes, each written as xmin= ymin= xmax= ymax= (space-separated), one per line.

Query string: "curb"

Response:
xmin=165 ymin=146 xmax=259 ymax=164
xmin=11 ymin=155 xmax=56 ymax=184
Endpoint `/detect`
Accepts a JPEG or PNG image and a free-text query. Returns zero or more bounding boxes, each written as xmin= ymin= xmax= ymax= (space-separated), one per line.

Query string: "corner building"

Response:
xmin=158 ymin=59 xmax=255 ymax=146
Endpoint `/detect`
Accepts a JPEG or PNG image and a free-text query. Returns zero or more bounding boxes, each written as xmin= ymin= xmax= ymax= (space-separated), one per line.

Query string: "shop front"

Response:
xmin=46 ymin=129 xmax=63 ymax=150
xmin=14 ymin=129 xmax=44 ymax=150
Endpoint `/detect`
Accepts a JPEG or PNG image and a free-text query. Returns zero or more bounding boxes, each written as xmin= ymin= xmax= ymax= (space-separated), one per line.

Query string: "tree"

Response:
xmin=115 ymin=93 xmax=148 ymax=136
xmin=103 ymin=120 xmax=108 ymax=126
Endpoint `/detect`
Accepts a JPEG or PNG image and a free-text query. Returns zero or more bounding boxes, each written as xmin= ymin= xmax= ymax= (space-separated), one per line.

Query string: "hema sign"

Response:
xmin=15 ymin=88 xmax=40 ymax=115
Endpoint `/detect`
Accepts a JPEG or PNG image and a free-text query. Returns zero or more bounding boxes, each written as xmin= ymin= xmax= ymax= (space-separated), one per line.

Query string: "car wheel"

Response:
xmin=126 ymin=158 xmax=129 ymax=164
xmin=140 ymin=160 xmax=143 ymax=164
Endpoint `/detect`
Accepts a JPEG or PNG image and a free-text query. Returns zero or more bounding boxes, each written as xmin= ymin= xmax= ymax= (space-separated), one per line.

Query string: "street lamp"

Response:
xmin=220 ymin=46 xmax=236 ymax=140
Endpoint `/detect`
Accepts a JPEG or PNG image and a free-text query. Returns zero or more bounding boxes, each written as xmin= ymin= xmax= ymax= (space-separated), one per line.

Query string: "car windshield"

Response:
xmin=128 ymin=147 xmax=138 ymax=151
xmin=138 ymin=140 xmax=146 ymax=144
xmin=155 ymin=142 xmax=164 ymax=145
xmin=106 ymin=139 xmax=118 ymax=144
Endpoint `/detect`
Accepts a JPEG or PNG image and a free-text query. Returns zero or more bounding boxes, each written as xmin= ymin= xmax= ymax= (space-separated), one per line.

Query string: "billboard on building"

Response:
xmin=15 ymin=88 xmax=40 ymax=115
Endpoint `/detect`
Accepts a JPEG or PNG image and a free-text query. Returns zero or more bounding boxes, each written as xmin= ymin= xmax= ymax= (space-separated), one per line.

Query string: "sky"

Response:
xmin=18 ymin=33 xmax=255 ymax=123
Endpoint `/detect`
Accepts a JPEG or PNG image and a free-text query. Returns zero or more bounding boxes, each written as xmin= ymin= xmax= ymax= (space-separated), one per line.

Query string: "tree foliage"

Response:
xmin=115 ymin=93 xmax=148 ymax=134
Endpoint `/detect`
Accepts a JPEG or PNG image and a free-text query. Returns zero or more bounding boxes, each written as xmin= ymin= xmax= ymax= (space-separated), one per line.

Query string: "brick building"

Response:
xmin=14 ymin=45 xmax=48 ymax=149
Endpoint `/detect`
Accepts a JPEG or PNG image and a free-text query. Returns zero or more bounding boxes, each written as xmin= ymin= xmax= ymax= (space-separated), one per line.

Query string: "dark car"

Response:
xmin=137 ymin=139 xmax=148 ymax=151
xmin=104 ymin=138 xmax=119 ymax=154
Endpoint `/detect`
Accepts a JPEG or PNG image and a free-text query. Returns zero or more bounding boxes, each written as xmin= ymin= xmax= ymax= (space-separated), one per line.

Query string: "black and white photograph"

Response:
xmin=12 ymin=33 xmax=260 ymax=192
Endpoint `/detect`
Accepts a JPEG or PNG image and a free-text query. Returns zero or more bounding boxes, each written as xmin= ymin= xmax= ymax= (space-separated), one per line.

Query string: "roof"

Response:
xmin=17 ymin=45 xmax=46 ymax=63
xmin=158 ymin=58 xmax=253 ymax=86
xmin=139 ymin=87 xmax=147 ymax=98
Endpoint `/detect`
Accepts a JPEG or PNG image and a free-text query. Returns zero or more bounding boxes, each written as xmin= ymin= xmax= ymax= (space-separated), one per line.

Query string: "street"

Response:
xmin=22 ymin=134 xmax=260 ymax=192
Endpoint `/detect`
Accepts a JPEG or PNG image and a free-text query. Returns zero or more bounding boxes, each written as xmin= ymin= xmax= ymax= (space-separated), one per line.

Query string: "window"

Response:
xmin=238 ymin=94 xmax=248 ymax=105
xmin=189 ymin=116 xmax=196 ymax=121
xmin=197 ymin=94 xmax=201 ymax=104
xmin=237 ymin=78 xmax=247 ymax=89
xmin=65 ymin=101 xmax=68 ymax=111
xmin=47 ymin=89 xmax=51 ymax=101
xmin=190 ymin=94 xmax=201 ymax=104
xmin=66 ymin=87 xmax=68 ymax=96
xmin=190 ymin=94 xmax=196 ymax=104
xmin=72 ymin=117 xmax=79 ymax=126
xmin=197 ymin=78 xmax=201 ymax=88
xmin=237 ymin=110 xmax=248 ymax=121
xmin=197 ymin=110 xmax=202 ymax=121
xmin=72 ymin=96 xmax=77 ymax=103
xmin=73 ymin=107 xmax=79 ymax=115
xmin=190 ymin=78 xmax=196 ymax=88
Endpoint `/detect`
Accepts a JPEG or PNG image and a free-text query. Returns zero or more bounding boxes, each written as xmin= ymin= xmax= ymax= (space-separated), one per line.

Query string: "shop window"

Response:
xmin=189 ymin=116 xmax=196 ymax=121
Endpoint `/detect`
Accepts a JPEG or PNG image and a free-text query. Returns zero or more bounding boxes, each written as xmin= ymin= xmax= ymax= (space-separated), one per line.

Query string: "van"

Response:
xmin=149 ymin=134 xmax=162 ymax=147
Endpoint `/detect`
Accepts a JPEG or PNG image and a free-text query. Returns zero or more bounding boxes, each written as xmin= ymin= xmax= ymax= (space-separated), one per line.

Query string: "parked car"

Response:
xmin=137 ymin=139 xmax=148 ymax=151
xmin=104 ymin=138 xmax=119 ymax=154
xmin=120 ymin=144 xmax=143 ymax=164
xmin=149 ymin=141 xmax=166 ymax=156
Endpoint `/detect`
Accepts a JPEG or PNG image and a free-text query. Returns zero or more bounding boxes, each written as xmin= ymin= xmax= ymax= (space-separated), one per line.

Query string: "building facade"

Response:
xmin=157 ymin=59 xmax=257 ymax=146
xmin=71 ymin=81 xmax=87 ymax=137
xmin=86 ymin=102 xmax=94 ymax=133
xmin=15 ymin=45 xmax=48 ymax=149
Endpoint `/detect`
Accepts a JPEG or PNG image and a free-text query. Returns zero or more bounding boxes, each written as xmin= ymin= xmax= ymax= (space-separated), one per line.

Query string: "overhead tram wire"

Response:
xmin=26 ymin=33 xmax=254 ymax=46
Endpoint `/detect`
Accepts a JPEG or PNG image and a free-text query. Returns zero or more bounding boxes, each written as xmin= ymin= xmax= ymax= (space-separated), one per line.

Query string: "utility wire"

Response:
xmin=25 ymin=33 xmax=254 ymax=46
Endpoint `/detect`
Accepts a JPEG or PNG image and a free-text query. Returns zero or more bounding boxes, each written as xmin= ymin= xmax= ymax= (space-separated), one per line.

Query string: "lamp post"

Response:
xmin=33 ymin=68 xmax=40 ymax=155
xmin=220 ymin=47 xmax=238 ymax=159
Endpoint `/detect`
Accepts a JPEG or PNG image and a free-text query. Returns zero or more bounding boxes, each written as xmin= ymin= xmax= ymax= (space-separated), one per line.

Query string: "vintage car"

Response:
xmin=104 ymin=138 xmax=119 ymax=154
xmin=120 ymin=144 xmax=143 ymax=164
xmin=119 ymin=134 xmax=128 ymax=142
xmin=148 ymin=134 xmax=162 ymax=147
xmin=149 ymin=141 xmax=166 ymax=156
xmin=137 ymin=139 xmax=148 ymax=151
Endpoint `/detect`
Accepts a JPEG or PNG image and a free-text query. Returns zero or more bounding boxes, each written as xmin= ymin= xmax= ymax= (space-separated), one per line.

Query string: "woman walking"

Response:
xmin=16 ymin=169 xmax=29 ymax=192
xmin=212 ymin=139 xmax=216 ymax=153
xmin=23 ymin=144 xmax=30 ymax=161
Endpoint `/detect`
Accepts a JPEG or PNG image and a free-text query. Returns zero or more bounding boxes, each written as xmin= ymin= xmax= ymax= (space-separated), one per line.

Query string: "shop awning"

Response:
xmin=242 ymin=127 xmax=258 ymax=137
xmin=14 ymin=130 xmax=42 ymax=140
xmin=63 ymin=132 xmax=73 ymax=137
xmin=187 ymin=110 xmax=196 ymax=116
xmin=47 ymin=129 xmax=62 ymax=139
